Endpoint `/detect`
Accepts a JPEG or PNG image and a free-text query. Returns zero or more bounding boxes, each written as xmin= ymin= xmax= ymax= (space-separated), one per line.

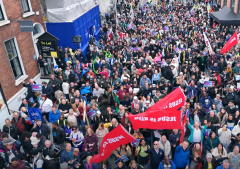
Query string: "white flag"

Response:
xmin=203 ymin=33 xmax=213 ymax=53
xmin=52 ymin=56 xmax=58 ymax=72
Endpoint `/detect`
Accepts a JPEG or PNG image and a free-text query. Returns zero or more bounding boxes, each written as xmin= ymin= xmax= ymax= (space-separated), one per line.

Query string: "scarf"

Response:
xmin=86 ymin=163 xmax=92 ymax=169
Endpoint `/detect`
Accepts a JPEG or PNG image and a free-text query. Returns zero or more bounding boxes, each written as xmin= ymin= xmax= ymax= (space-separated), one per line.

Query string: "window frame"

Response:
xmin=20 ymin=0 xmax=30 ymax=13
xmin=4 ymin=37 xmax=28 ymax=85
xmin=0 ymin=0 xmax=10 ymax=27
xmin=0 ymin=4 xmax=4 ymax=21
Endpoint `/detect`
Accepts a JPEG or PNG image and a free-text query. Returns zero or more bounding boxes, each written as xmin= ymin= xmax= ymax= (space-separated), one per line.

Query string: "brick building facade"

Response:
xmin=0 ymin=0 xmax=46 ymax=128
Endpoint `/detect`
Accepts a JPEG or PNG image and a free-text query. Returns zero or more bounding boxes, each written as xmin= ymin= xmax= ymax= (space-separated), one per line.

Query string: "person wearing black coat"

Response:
xmin=35 ymin=133 xmax=46 ymax=153
xmin=2 ymin=119 xmax=18 ymax=140
xmin=42 ymin=81 xmax=54 ymax=101
xmin=48 ymin=74 xmax=60 ymax=91
xmin=22 ymin=79 xmax=36 ymax=101
xmin=20 ymin=131 xmax=33 ymax=160
xmin=30 ymin=119 xmax=50 ymax=138
xmin=196 ymin=153 xmax=217 ymax=169
xmin=52 ymin=122 xmax=66 ymax=146
xmin=18 ymin=98 xmax=35 ymax=111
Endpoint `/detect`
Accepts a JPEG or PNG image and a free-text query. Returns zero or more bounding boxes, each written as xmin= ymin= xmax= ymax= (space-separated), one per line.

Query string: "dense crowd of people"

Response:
xmin=1 ymin=0 xmax=240 ymax=169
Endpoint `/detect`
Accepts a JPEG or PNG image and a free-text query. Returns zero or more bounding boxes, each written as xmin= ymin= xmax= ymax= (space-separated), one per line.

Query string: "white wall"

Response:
xmin=0 ymin=73 xmax=49 ymax=130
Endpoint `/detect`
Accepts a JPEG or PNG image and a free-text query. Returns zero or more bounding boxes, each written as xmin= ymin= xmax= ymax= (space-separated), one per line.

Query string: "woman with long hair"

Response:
xmin=204 ymin=131 xmax=220 ymax=152
xmin=135 ymin=138 xmax=150 ymax=166
xmin=84 ymin=128 xmax=98 ymax=154
xmin=114 ymin=144 xmax=132 ymax=167
xmin=212 ymin=143 xmax=227 ymax=160
xmin=96 ymin=123 xmax=108 ymax=150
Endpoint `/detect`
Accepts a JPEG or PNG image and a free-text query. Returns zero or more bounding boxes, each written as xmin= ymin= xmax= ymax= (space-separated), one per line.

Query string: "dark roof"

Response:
xmin=37 ymin=32 xmax=59 ymax=40
xmin=210 ymin=6 xmax=240 ymax=26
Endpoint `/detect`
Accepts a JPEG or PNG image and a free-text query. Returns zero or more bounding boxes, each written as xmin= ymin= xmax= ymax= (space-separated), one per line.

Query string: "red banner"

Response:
xmin=221 ymin=31 xmax=238 ymax=54
xmin=128 ymin=110 xmax=182 ymax=130
xmin=89 ymin=125 xmax=134 ymax=164
xmin=180 ymin=111 xmax=188 ymax=144
xmin=145 ymin=87 xmax=185 ymax=113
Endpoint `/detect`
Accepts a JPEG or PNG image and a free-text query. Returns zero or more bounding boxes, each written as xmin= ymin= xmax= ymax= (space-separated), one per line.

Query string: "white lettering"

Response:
xmin=107 ymin=135 xmax=125 ymax=144
xmin=157 ymin=116 xmax=177 ymax=122
xmin=230 ymin=37 xmax=236 ymax=43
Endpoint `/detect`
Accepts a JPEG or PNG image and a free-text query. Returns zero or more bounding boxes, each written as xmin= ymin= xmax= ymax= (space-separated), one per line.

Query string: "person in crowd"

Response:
xmin=52 ymin=122 xmax=66 ymax=149
xmin=42 ymin=81 xmax=54 ymax=101
xmin=48 ymin=74 xmax=60 ymax=91
xmin=58 ymin=98 xmax=72 ymax=114
xmin=174 ymin=141 xmax=189 ymax=169
xmin=60 ymin=143 xmax=76 ymax=168
xmin=217 ymin=107 xmax=229 ymax=127
xmin=83 ymin=156 xmax=98 ymax=169
xmin=189 ymin=143 xmax=206 ymax=168
xmin=96 ymin=123 xmax=108 ymax=149
xmin=188 ymin=121 xmax=206 ymax=144
xmin=2 ymin=118 xmax=18 ymax=140
xmin=8 ymin=157 xmax=26 ymax=169
xmin=204 ymin=131 xmax=221 ymax=152
xmin=49 ymin=105 xmax=61 ymax=123
xmin=11 ymin=112 xmax=26 ymax=138
xmin=99 ymin=159 xmax=112 ymax=169
xmin=68 ymin=125 xmax=84 ymax=151
xmin=135 ymin=138 xmax=150 ymax=166
xmin=227 ymin=146 xmax=240 ymax=169
xmin=159 ymin=135 xmax=171 ymax=158
xmin=216 ymin=159 xmax=232 ymax=169
xmin=128 ymin=160 xmax=144 ymax=169
xmin=145 ymin=141 xmax=164 ymax=169
xmin=84 ymin=128 xmax=98 ymax=154
xmin=218 ymin=124 xmax=232 ymax=151
xmin=231 ymin=121 xmax=240 ymax=136
xmin=42 ymin=140 xmax=61 ymax=158
xmin=109 ymin=118 xmax=119 ymax=132
xmin=30 ymin=119 xmax=50 ymax=138
xmin=39 ymin=94 xmax=53 ymax=121
xmin=114 ymin=160 xmax=127 ymax=169
xmin=158 ymin=156 xmax=176 ymax=169
xmin=212 ymin=143 xmax=227 ymax=160
xmin=22 ymin=79 xmax=36 ymax=101
xmin=64 ymin=108 xmax=78 ymax=126
xmin=58 ymin=114 xmax=67 ymax=129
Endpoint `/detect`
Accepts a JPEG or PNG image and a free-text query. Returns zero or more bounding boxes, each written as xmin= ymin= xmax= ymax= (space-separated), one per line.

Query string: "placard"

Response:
xmin=203 ymin=81 xmax=212 ymax=87
xmin=31 ymin=84 xmax=42 ymax=92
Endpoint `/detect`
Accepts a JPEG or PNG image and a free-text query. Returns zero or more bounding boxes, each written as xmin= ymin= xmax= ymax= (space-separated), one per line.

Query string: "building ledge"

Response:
xmin=0 ymin=20 xmax=10 ymax=27
xmin=23 ymin=11 xmax=35 ymax=18
xmin=15 ymin=74 xmax=28 ymax=86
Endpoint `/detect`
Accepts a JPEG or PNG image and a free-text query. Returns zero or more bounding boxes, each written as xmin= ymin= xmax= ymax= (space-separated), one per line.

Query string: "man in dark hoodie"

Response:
xmin=9 ymin=157 xmax=26 ymax=169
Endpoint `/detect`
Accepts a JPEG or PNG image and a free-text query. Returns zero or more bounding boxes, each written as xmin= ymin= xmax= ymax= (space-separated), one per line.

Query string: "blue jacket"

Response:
xmin=216 ymin=164 xmax=232 ymax=169
xmin=152 ymin=73 xmax=161 ymax=83
xmin=187 ymin=85 xmax=198 ymax=97
xmin=61 ymin=148 xmax=74 ymax=164
xmin=200 ymin=96 xmax=212 ymax=109
xmin=49 ymin=110 xmax=61 ymax=123
xmin=140 ymin=77 xmax=152 ymax=87
xmin=173 ymin=145 xmax=189 ymax=168
xmin=158 ymin=160 xmax=176 ymax=169
xmin=146 ymin=148 xmax=165 ymax=169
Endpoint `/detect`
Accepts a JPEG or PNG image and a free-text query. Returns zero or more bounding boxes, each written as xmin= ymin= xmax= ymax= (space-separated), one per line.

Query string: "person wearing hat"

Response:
xmin=31 ymin=149 xmax=44 ymax=169
xmin=143 ymin=100 xmax=151 ymax=111
xmin=195 ymin=152 xmax=216 ymax=169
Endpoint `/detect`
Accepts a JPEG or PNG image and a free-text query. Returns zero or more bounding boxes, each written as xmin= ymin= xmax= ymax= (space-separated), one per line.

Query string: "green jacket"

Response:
xmin=188 ymin=124 xmax=207 ymax=143
xmin=103 ymin=50 xmax=111 ymax=58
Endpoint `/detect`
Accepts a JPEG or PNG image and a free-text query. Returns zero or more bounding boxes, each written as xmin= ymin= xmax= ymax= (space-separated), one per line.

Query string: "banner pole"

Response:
xmin=0 ymin=83 xmax=11 ymax=115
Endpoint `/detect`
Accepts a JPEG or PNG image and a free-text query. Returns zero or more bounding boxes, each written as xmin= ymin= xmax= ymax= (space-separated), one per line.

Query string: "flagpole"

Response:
xmin=0 ymin=83 xmax=11 ymax=115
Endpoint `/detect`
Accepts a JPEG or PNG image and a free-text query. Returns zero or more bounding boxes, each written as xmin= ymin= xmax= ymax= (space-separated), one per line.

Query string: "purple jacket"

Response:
xmin=84 ymin=133 xmax=98 ymax=153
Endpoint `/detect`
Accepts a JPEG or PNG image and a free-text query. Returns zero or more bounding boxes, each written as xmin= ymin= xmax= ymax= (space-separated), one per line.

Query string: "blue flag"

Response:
xmin=28 ymin=108 xmax=44 ymax=124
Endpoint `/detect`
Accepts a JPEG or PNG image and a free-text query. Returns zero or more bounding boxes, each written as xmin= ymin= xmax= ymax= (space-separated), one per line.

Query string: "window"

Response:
xmin=225 ymin=0 xmax=227 ymax=5
xmin=4 ymin=39 xmax=23 ymax=79
xmin=20 ymin=0 xmax=30 ymax=13
xmin=0 ymin=0 xmax=10 ymax=27
xmin=0 ymin=5 xmax=4 ymax=21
